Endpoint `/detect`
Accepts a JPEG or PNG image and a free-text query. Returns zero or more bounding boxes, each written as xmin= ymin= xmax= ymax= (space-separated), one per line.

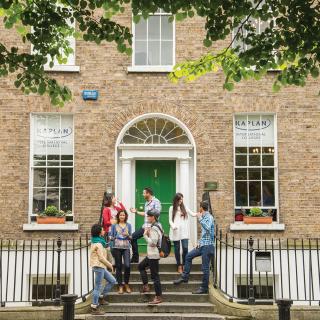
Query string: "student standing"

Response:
xmin=138 ymin=209 xmax=163 ymax=305
xmin=90 ymin=224 xmax=117 ymax=315
xmin=130 ymin=187 xmax=162 ymax=263
xmin=102 ymin=194 xmax=126 ymax=233
xmin=169 ymin=193 xmax=197 ymax=273
xmin=173 ymin=201 xmax=214 ymax=294
xmin=110 ymin=210 xmax=132 ymax=294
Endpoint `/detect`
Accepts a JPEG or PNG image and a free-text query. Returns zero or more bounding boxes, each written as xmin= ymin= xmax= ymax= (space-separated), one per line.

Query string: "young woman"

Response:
xmin=110 ymin=210 xmax=132 ymax=294
xmin=90 ymin=224 xmax=117 ymax=315
xmin=102 ymin=194 xmax=126 ymax=234
xmin=169 ymin=193 xmax=197 ymax=273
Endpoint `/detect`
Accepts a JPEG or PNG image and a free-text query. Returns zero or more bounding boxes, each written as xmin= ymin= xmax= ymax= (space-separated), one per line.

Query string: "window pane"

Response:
xmin=262 ymin=168 xmax=274 ymax=180
xmin=46 ymin=188 xmax=59 ymax=208
xmin=61 ymin=168 xmax=73 ymax=187
xmin=60 ymin=188 xmax=72 ymax=212
xmin=249 ymin=155 xmax=261 ymax=166
xmin=135 ymin=41 xmax=147 ymax=65
xmin=148 ymin=16 xmax=160 ymax=40
xmin=247 ymin=114 xmax=261 ymax=147
xmin=249 ymin=181 xmax=261 ymax=206
xmin=33 ymin=188 xmax=45 ymax=214
xmin=33 ymin=168 xmax=46 ymax=187
xmin=148 ymin=41 xmax=160 ymax=65
xmin=161 ymin=41 xmax=173 ymax=65
xmin=249 ymin=168 xmax=261 ymax=180
xmin=263 ymin=181 xmax=275 ymax=206
xmin=61 ymin=155 xmax=73 ymax=160
xmin=261 ymin=115 xmax=274 ymax=147
xmin=48 ymin=155 xmax=60 ymax=160
xmin=47 ymin=168 xmax=59 ymax=187
xmin=262 ymin=154 xmax=274 ymax=166
xmin=161 ymin=16 xmax=173 ymax=40
xmin=236 ymin=147 xmax=247 ymax=154
xmin=236 ymin=181 xmax=248 ymax=206
xmin=234 ymin=115 xmax=248 ymax=147
xmin=236 ymin=155 xmax=247 ymax=166
xmin=235 ymin=168 xmax=247 ymax=180
xmin=135 ymin=18 xmax=147 ymax=40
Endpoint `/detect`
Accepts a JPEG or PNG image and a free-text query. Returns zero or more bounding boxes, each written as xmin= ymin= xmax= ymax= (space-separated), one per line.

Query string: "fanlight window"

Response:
xmin=121 ymin=117 xmax=191 ymax=145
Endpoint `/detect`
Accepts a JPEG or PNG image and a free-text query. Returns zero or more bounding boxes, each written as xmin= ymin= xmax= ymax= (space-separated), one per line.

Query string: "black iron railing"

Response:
xmin=213 ymin=226 xmax=320 ymax=305
xmin=0 ymin=236 xmax=92 ymax=306
xmin=1 ymin=230 xmax=320 ymax=306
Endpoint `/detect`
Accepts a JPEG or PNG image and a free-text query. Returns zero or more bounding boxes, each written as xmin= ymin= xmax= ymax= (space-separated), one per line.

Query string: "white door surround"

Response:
xmin=115 ymin=113 xmax=197 ymax=246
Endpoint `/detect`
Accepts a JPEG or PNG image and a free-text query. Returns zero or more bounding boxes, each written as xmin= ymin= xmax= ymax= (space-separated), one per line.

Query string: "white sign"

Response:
xmin=234 ymin=115 xmax=274 ymax=147
xmin=33 ymin=115 xmax=73 ymax=155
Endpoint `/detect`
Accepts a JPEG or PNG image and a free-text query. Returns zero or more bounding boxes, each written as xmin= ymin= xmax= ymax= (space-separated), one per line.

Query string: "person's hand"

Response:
xmin=110 ymin=265 xmax=114 ymax=273
xmin=144 ymin=228 xmax=150 ymax=236
xmin=130 ymin=208 xmax=137 ymax=214
xmin=173 ymin=225 xmax=178 ymax=230
xmin=196 ymin=212 xmax=202 ymax=219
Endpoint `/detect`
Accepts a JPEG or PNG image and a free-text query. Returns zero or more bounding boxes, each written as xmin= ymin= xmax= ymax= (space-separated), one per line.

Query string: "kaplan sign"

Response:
xmin=234 ymin=115 xmax=275 ymax=147
xmin=33 ymin=115 xmax=73 ymax=155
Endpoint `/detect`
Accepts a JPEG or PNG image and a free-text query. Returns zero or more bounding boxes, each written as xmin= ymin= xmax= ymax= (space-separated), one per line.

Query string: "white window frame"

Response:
xmin=232 ymin=113 xmax=280 ymax=223
xmin=31 ymin=19 xmax=80 ymax=73
xmin=128 ymin=10 xmax=176 ymax=73
xmin=28 ymin=113 xmax=75 ymax=223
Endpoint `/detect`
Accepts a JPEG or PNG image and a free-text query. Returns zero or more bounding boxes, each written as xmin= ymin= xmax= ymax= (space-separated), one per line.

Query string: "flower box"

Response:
xmin=36 ymin=216 xmax=66 ymax=224
xmin=243 ymin=216 xmax=273 ymax=224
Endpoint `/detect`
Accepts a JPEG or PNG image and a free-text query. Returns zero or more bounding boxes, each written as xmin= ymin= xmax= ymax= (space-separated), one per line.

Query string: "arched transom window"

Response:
xmin=120 ymin=117 xmax=191 ymax=145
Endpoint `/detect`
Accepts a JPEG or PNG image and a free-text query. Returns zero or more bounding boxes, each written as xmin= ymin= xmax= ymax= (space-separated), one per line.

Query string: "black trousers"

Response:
xmin=138 ymin=257 xmax=162 ymax=296
xmin=112 ymin=248 xmax=131 ymax=285
xmin=131 ymin=227 xmax=144 ymax=260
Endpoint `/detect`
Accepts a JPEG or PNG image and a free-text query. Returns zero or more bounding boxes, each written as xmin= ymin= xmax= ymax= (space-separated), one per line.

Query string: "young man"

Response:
xmin=90 ymin=224 xmax=117 ymax=315
xmin=173 ymin=201 xmax=215 ymax=294
xmin=138 ymin=209 xmax=163 ymax=305
xmin=130 ymin=187 xmax=162 ymax=263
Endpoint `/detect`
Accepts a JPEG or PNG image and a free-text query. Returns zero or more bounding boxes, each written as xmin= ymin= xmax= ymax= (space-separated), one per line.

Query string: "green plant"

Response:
xmin=248 ymin=207 xmax=263 ymax=217
xmin=40 ymin=205 xmax=66 ymax=217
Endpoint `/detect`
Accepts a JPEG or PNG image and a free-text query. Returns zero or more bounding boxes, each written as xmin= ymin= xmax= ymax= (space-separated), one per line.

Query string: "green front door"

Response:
xmin=135 ymin=160 xmax=176 ymax=251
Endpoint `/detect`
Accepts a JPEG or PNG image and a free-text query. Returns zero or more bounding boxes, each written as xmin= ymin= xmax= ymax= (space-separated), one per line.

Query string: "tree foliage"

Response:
xmin=0 ymin=0 xmax=319 ymax=105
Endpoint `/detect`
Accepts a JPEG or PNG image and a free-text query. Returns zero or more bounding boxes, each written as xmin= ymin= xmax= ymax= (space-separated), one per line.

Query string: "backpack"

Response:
xmin=153 ymin=223 xmax=171 ymax=258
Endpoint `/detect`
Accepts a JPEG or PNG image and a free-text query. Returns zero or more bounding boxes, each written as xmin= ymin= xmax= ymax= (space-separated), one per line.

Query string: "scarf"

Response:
xmin=91 ymin=236 xmax=107 ymax=248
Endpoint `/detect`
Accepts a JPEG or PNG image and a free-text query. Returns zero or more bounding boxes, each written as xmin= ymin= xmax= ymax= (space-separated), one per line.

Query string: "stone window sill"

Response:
xmin=23 ymin=223 xmax=79 ymax=231
xmin=44 ymin=65 xmax=80 ymax=72
xmin=230 ymin=222 xmax=285 ymax=231
xmin=127 ymin=65 xmax=174 ymax=73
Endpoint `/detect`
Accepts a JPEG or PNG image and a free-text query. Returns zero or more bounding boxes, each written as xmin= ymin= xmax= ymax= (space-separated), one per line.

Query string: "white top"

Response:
xmin=169 ymin=206 xmax=197 ymax=241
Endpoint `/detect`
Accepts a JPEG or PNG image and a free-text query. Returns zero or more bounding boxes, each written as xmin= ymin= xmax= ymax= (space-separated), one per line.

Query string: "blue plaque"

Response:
xmin=82 ymin=90 xmax=99 ymax=101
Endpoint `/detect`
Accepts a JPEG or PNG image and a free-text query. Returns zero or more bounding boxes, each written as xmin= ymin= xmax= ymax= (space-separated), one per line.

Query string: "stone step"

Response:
xmin=111 ymin=281 xmax=202 ymax=292
xmin=130 ymin=263 xmax=202 ymax=273
xmin=128 ymin=271 xmax=202 ymax=281
xmin=101 ymin=302 xmax=216 ymax=314
xmin=76 ymin=313 xmax=249 ymax=320
xmin=106 ymin=291 xmax=209 ymax=303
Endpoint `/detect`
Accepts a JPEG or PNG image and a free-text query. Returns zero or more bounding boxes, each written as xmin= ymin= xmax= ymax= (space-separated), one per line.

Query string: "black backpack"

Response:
xmin=153 ymin=223 xmax=171 ymax=258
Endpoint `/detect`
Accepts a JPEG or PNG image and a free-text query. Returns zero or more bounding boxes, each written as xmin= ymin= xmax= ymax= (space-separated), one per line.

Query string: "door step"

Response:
xmin=76 ymin=313 xmax=249 ymax=320
xmin=98 ymin=302 xmax=216 ymax=313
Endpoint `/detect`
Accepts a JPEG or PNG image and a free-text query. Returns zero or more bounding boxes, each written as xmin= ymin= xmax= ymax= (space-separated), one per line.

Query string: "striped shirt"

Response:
xmin=143 ymin=197 xmax=162 ymax=227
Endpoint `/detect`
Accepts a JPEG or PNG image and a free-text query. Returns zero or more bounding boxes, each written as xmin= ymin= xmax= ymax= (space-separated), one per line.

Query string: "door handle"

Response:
xmin=154 ymin=169 xmax=158 ymax=178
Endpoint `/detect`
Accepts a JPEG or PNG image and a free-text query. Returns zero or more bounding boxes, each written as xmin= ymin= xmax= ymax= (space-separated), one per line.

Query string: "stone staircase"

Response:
xmin=76 ymin=258 xmax=249 ymax=320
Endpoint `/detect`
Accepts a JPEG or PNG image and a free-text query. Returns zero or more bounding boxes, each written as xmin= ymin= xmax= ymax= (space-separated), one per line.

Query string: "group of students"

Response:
xmin=89 ymin=187 xmax=215 ymax=315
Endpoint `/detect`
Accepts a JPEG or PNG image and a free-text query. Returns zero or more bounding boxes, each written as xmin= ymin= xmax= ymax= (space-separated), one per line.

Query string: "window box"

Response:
xmin=243 ymin=216 xmax=273 ymax=224
xmin=36 ymin=216 xmax=66 ymax=224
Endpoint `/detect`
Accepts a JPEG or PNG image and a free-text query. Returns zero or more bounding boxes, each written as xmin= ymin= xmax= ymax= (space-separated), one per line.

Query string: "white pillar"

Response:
xmin=120 ymin=158 xmax=134 ymax=227
xmin=179 ymin=158 xmax=196 ymax=247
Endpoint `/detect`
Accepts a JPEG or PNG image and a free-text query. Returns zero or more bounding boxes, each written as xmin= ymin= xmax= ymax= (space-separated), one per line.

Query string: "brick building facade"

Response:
xmin=0 ymin=11 xmax=319 ymax=240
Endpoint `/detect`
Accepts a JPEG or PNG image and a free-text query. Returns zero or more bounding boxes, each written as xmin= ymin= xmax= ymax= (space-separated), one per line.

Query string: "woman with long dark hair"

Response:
xmin=110 ymin=210 xmax=132 ymax=294
xmin=169 ymin=193 xmax=197 ymax=273
xmin=102 ymin=193 xmax=126 ymax=234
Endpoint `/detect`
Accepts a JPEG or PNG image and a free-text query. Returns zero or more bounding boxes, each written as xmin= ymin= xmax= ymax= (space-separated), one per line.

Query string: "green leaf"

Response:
xmin=223 ymin=82 xmax=234 ymax=91
xmin=203 ymin=39 xmax=212 ymax=48
xmin=310 ymin=67 xmax=319 ymax=78
xmin=272 ymin=82 xmax=281 ymax=92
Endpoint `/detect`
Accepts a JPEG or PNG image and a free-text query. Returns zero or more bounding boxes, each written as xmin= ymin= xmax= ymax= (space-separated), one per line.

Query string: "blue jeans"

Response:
xmin=173 ymin=239 xmax=189 ymax=266
xmin=92 ymin=267 xmax=117 ymax=306
xmin=182 ymin=245 xmax=214 ymax=290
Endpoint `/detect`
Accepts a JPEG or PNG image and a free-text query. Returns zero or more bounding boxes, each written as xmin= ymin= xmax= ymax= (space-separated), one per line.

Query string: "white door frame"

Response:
xmin=114 ymin=113 xmax=197 ymax=246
